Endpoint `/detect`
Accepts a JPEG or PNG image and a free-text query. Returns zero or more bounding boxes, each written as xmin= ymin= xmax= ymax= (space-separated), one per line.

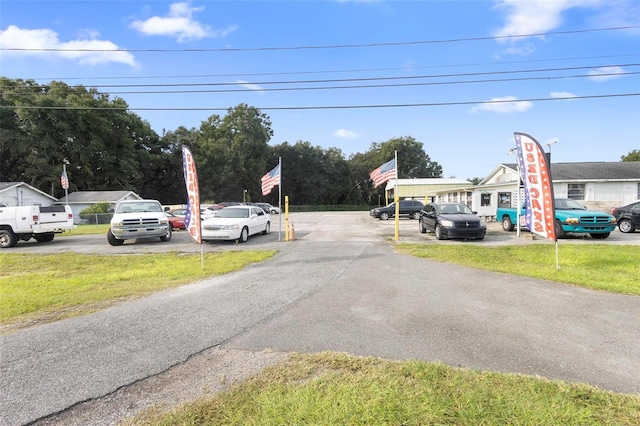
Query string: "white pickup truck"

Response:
xmin=108 ymin=199 xmax=171 ymax=246
xmin=0 ymin=204 xmax=74 ymax=248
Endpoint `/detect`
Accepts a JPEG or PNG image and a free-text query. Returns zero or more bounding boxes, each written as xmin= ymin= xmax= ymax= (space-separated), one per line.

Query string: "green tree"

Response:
xmin=196 ymin=104 xmax=273 ymax=202
xmin=621 ymin=150 xmax=640 ymax=161
xmin=0 ymin=78 xmax=163 ymax=199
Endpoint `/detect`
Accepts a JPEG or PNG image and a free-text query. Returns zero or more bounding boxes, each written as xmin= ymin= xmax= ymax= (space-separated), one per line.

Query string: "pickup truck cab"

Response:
xmin=497 ymin=198 xmax=617 ymax=239
xmin=108 ymin=199 xmax=171 ymax=246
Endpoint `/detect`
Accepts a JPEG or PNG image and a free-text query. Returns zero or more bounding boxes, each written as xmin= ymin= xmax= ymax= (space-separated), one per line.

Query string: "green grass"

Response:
xmin=0 ymin=251 xmax=276 ymax=326
xmin=126 ymin=352 xmax=640 ymax=425
xmin=59 ymin=224 xmax=111 ymax=236
xmin=396 ymin=244 xmax=640 ymax=295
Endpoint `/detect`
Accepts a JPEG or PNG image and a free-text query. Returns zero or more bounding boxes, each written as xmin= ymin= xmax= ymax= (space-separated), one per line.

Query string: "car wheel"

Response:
xmin=238 ymin=227 xmax=249 ymax=243
xmin=501 ymin=216 xmax=514 ymax=232
xmin=380 ymin=212 xmax=390 ymax=220
xmin=435 ymin=224 xmax=445 ymax=240
xmin=263 ymin=221 xmax=270 ymax=235
xmin=107 ymin=229 xmax=124 ymax=246
xmin=554 ymin=220 xmax=566 ymax=238
xmin=590 ymin=233 xmax=610 ymax=239
xmin=411 ymin=211 xmax=420 ymax=220
xmin=160 ymin=228 xmax=172 ymax=242
xmin=618 ymin=219 xmax=635 ymax=233
xmin=419 ymin=219 xmax=427 ymax=234
xmin=0 ymin=229 xmax=19 ymax=248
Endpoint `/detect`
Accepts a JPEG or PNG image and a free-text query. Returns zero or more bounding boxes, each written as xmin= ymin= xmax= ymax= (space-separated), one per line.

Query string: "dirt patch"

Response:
xmin=33 ymin=348 xmax=288 ymax=425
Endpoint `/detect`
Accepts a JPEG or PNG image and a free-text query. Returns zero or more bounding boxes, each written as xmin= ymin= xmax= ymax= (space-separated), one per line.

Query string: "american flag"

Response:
xmin=261 ymin=164 xmax=280 ymax=196
xmin=60 ymin=169 xmax=69 ymax=189
xmin=369 ymin=158 xmax=396 ymax=188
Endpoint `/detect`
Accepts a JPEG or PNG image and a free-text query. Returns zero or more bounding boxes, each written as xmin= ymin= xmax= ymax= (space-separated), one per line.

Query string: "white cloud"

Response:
xmin=550 ymin=91 xmax=578 ymax=100
xmin=493 ymin=0 xmax=601 ymax=40
xmin=130 ymin=2 xmax=236 ymax=42
xmin=235 ymin=80 xmax=264 ymax=93
xmin=0 ymin=25 xmax=137 ymax=67
xmin=334 ymin=129 xmax=360 ymax=139
xmin=588 ymin=66 xmax=626 ymax=81
xmin=471 ymin=96 xmax=533 ymax=114
xmin=491 ymin=0 xmax=605 ymax=56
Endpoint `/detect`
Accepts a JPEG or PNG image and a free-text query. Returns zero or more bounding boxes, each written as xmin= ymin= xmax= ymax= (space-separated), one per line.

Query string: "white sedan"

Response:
xmin=201 ymin=206 xmax=271 ymax=243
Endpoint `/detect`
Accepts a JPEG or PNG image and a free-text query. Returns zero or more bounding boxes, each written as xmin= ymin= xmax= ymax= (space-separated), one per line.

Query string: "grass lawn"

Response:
xmin=396 ymin=243 xmax=640 ymax=295
xmin=0 ymin=251 xmax=277 ymax=328
xmin=126 ymin=352 xmax=640 ymax=425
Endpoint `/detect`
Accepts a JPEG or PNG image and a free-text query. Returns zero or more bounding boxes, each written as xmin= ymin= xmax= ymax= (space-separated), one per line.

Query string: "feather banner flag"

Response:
xmin=369 ymin=158 xmax=397 ymax=188
xmin=514 ymin=132 xmax=556 ymax=242
xmin=181 ymin=145 xmax=201 ymax=244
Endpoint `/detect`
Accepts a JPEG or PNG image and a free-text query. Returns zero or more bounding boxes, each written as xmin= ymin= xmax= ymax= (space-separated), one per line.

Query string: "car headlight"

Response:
xmin=440 ymin=219 xmax=453 ymax=227
xmin=111 ymin=220 xmax=123 ymax=226
xmin=159 ymin=217 xmax=169 ymax=225
xmin=564 ymin=218 xmax=579 ymax=224
xmin=610 ymin=218 xmax=617 ymax=223
xmin=222 ymin=224 xmax=240 ymax=231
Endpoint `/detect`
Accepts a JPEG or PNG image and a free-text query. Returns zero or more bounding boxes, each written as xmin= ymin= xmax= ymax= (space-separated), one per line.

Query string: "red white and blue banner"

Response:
xmin=181 ymin=145 xmax=201 ymax=244
xmin=261 ymin=163 xmax=280 ymax=196
xmin=514 ymin=132 xmax=556 ymax=242
xmin=370 ymin=158 xmax=397 ymax=188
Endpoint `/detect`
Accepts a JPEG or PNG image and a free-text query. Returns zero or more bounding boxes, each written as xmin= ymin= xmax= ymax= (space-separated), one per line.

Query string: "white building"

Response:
xmin=443 ymin=161 xmax=640 ymax=219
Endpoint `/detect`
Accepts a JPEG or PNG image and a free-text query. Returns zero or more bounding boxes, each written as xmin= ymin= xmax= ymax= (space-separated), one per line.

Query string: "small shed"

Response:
xmin=0 ymin=182 xmax=58 ymax=207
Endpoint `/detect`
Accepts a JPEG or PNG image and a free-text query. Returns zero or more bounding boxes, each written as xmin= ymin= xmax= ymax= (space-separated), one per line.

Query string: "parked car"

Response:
xmin=611 ymin=201 xmax=640 ymax=233
xmin=168 ymin=208 xmax=187 ymax=217
xmin=369 ymin=199 xmax=424 ymax=220
xmin=418 ymin=202 xmax=486 ymax=240
xmin=201 ymin=205 xmax=271 ymax=243
xmin=255 ymin=202 xmax=280 ymax=214
xmin=165 ymin=212 xmax=186 ymax=231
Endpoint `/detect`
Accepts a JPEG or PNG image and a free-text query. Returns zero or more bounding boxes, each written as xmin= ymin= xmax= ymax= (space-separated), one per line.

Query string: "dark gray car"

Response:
xmin=370 ymin=200 xmax=424 ymax=220
xmin=418 ymin=202 xmax=486 ymax=240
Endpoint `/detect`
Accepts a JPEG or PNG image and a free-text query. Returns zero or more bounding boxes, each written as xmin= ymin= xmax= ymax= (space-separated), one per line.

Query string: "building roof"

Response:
xmin=501 ymin=161 xmax=640 ymax=181
xmin=0 ymin=181 xmax=58 ymax=201
xmin=59 ymin=190 xmax=141 ymax=203
xmin=385 ymin=178 xmax=471 ymax=190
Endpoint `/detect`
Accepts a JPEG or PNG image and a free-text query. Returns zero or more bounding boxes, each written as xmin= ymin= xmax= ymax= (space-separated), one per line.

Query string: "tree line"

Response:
xmin=0 ymin=77 xmax=443 ymax=206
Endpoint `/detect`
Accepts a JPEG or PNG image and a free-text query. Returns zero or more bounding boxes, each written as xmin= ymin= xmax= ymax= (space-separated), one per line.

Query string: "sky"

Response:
xmin=1 ymin=0 xmax=639 ymax=180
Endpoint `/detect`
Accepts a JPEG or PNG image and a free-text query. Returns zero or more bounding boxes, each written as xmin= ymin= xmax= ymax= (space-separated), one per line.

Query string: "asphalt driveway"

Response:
xmin=1 ymin=212 xmax=639 ymax=425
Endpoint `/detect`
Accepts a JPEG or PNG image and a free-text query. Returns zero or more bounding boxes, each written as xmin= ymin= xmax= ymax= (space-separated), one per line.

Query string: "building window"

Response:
xmin=498 ymin=192 xmax=511 ymax=208
xmin=481 ymin=193 xmax=491 ymax=206
xmin=567 ymin=184 xmax=585 ymax=200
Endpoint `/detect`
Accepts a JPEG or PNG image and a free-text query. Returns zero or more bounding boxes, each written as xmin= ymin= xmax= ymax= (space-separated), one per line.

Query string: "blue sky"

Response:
xmin=1 ymin=0 xmax=639 ymax=179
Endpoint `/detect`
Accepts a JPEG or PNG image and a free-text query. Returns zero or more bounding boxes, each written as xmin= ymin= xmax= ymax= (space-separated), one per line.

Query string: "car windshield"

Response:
xmin=437 ymin=204 xmax=473 ymax=214
xmin=117 ymin=202 xmax=162 ymax=213
xmin=216 ymin=208 xmax=249 ymax=218
xmin=555 ymin=199 xmax=586 ymax=210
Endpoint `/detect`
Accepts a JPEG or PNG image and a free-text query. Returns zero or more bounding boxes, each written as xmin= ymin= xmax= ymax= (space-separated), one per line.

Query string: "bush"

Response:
xmin=79 ymin=202 xmax=113 ymax=224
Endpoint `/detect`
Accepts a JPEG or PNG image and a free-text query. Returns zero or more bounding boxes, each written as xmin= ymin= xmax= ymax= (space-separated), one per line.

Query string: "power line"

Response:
xmin=4 ymin=71 xmax=638 ymax=96
xmin=20 ymin=53 xmax=640 ymax=82
xmin=2 ymin=25 xmax=637 ymax=53
xmin=4 ymin=63 xmax=638 ymax=92
xmin=1 ymin=93 xmax=637 ymax=112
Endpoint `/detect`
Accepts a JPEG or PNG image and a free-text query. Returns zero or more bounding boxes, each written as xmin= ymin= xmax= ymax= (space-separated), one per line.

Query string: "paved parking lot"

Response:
xmin=4 ymin=211 xmax=639 ymax=254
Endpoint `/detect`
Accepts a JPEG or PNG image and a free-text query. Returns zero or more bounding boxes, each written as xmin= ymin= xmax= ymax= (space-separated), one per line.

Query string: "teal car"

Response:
xmin=497 ymin=198 xmax=617 ymax=239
